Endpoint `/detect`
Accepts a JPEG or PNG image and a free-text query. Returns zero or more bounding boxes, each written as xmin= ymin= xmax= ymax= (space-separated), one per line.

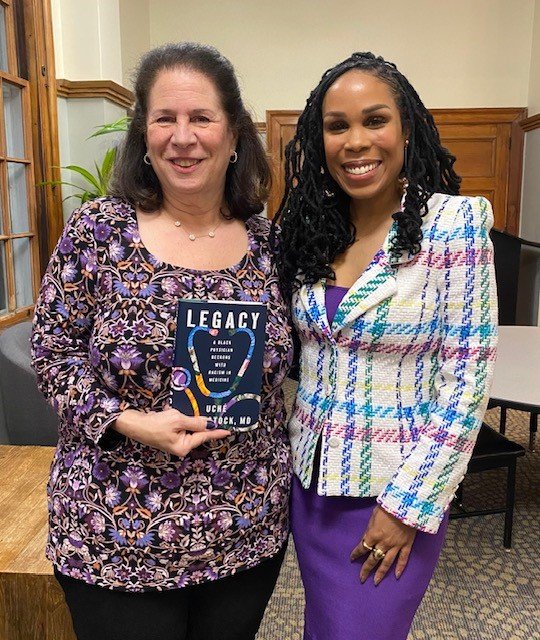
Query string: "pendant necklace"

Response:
xmin=171 ymin=208 xmax=224 ymax=241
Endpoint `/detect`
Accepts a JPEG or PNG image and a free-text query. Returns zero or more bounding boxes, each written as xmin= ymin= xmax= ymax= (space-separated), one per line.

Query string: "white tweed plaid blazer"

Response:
xmin=289 ymin=193 xmax=498 ymax=533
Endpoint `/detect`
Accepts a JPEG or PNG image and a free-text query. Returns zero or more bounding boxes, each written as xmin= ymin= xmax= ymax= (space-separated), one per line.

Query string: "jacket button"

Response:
xmin=328 ymin=436 xmax=340 ymax=448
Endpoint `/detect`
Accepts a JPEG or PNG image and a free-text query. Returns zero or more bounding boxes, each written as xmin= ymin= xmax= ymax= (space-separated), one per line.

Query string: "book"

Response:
xmin=171 ymin=298 xmax=268 ymax=431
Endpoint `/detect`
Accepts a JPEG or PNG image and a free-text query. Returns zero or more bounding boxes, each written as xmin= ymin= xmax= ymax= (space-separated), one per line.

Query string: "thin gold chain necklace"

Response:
xmin=168 ymin=208 xmax=224 ymax=241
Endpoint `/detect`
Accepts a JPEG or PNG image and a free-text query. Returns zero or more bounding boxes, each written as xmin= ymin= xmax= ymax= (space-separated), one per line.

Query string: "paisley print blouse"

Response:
xmin=31 ymin=197 xmax=293 ymax=592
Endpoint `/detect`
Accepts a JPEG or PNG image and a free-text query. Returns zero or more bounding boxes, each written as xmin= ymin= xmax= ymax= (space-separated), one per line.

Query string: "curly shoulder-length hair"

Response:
xmin=109 ymin=42 xmax=270 ymax=219
xmin=272 ymin=51 xmax=461 ymax=299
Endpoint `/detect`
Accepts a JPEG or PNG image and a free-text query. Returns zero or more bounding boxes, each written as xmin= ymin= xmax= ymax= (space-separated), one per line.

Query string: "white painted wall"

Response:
xmin=132 ymin=0 xmax=536 ymax=120
xmin=520 ymin=0 xmax=540 ymax=324
xmin=521 ymin=130 xmax=540 ymax=243
xmin=52 ymin=0 xmax=540 ymax=247
xmin=528 ymin=0 xmax=540 ymax=115
xmin=521 ymin=0 xmax=540 ymax=243
xmin=49 ymin=0 xmax=540 ymax=325
xmin=52 ymin=0 xmax=123 ymax=83
xmin=119 ymin=0 xmax=150 ymax=85
xmin=51 ymin=0 xmax=126 ymax=218
xmin=56 ymin=98 xmax=126 ymax=217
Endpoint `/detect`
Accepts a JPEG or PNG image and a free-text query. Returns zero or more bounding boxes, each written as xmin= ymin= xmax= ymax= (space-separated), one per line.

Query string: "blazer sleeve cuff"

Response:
xmin=376 ymin=486 xmax=448 ymax=534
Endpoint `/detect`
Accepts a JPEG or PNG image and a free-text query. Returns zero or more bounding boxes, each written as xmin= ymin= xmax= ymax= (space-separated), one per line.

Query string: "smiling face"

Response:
xmin=322 ymin=70 xmax=407 ymax=210
xmin=145 ymin=67 xmax=237 ymax=205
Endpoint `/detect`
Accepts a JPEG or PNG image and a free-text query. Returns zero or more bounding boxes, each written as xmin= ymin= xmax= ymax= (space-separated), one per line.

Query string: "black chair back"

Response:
xmin=490 ymin=228 xmax=540 ymax=326
xmin=490 ymin=229 xmax=521 ymax=325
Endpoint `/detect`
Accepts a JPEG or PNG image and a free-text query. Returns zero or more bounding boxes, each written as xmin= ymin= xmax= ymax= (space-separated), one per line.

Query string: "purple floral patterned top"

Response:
xmin=31 ymin=197 xmax=293 ymax=592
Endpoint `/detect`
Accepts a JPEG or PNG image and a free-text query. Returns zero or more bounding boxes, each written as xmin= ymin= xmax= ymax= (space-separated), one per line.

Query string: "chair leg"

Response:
xmin=455 ymin=482 xmax=464 ymax=507
xmin=529 ymin=413 xmax=537 ymax=452
xmin=503 ymin=461 xmax=518 ymax=549
xmin=500 ymin=407 xmax=507 ymax=435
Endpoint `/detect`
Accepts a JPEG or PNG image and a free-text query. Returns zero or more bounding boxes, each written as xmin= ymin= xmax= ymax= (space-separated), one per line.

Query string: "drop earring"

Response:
xmin=403 ymin=139 xmax=409 ymax=170
xmin=399 ymin=140 xmax=410 ymax=208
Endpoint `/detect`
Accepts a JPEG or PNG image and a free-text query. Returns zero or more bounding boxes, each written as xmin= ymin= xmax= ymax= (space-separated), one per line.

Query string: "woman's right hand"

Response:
xmin=114 ymin=408 xmax=231 ymax=457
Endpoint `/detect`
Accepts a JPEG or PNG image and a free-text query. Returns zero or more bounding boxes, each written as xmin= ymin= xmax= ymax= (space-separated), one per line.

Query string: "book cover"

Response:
xmin=171 ymin=298 xmax=268 ymax=431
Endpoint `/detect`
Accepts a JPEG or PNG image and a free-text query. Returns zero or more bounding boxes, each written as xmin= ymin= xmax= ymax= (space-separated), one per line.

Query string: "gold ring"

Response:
xmin=371 ymin=547 xmax=386 ymax=561
xmin=361 ymin=539 xmax=374 ymax=552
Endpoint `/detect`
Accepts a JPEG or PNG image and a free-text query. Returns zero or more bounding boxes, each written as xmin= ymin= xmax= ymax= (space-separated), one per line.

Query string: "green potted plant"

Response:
xmin=42 ymin=116 xmax=131 ymax=203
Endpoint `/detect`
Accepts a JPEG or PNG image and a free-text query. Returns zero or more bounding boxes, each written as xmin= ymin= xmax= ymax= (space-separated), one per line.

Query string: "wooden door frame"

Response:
xmin=266 ymin=110 xmax=301 ymax=218
xmin=22 ymin=0 xmax=63 ymax=274
xmin=0 ymin=0 xmax=63 ymax=328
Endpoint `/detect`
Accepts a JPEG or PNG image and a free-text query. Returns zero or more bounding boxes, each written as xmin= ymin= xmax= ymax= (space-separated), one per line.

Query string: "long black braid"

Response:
xmin=271 ymin=52 xmax=461 ymax=300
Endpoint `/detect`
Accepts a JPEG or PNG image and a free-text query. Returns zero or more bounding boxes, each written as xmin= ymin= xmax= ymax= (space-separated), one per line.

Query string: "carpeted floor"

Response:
xmin=257 ymin=400 xmax=540 ymax=640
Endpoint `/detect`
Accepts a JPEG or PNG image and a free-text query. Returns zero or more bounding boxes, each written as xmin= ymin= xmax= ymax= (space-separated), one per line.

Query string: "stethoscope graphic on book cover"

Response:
xmin=171 ymin=325 xmax=260 ymax=417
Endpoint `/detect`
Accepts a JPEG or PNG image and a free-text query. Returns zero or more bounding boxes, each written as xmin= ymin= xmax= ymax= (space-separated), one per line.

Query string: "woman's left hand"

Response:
xmin=350 ymin=505 xmax=417 ymax=585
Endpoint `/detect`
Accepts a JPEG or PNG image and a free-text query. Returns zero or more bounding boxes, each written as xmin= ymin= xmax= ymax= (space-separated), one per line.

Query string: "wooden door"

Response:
xmin=266 ymin=111 xmax=301 ymax=216
xmin=432 ymin=109 xmax=525 ymax=232
xmin=266 ymin=107 xmax=526 ymax=233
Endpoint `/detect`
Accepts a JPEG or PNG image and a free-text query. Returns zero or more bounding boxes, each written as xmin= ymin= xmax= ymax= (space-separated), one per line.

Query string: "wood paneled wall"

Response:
xmin=265 ymin=108 xmax=527 ymax=233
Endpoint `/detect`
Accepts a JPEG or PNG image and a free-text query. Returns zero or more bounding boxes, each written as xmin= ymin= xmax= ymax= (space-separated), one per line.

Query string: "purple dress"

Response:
xmin=291 ymin=285 xmax=448 ymax=640
xmin=31 ymin=197 xmax=293 ymax=592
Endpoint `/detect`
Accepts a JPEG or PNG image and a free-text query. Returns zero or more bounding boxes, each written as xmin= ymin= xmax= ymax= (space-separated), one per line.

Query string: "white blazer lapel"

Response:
xmin=331 ymin=219 xmax=418 ymax=331
xmin=331 ymin=249 xmax=397 ymax=330
xmin=297 ymin=280 xmax=333 ymax=338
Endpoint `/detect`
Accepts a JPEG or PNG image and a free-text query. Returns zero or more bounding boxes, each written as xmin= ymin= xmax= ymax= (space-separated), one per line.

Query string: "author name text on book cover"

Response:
xmin=171 ymin=299 xmax=268 ymax=431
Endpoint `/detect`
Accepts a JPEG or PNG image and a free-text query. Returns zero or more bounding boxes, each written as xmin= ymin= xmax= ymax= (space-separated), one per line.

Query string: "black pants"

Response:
xmin=55 ymin=544 xmax=286 ymax=640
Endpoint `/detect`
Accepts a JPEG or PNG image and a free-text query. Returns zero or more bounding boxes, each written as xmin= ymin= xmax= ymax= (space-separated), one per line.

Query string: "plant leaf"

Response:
xmin=88 ymin=116 xmax=131 ymax=139
xmin=94 ymin=161 xmax=104 ymax=188
xmin=100 ymin=147 xmax=117 ymax=187
xmin=81 ymin=191 xmax=95 ymax=203
xmin=62 ymin=193 xmax=86 ymax=203
xmin=39 ymin=179 xmax=92 ymax=191
xmin=63 ymin=165 xmax=102 ymax=191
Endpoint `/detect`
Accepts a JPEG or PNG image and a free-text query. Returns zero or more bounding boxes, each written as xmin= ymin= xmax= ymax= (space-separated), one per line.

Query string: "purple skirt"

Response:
xmin=291 ymin=474 xmax=449 ymax=640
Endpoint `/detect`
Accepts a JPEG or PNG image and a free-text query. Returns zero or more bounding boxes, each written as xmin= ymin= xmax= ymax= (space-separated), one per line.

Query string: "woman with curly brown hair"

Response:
xmin=32 ymin=42 xmax=293 ymax=640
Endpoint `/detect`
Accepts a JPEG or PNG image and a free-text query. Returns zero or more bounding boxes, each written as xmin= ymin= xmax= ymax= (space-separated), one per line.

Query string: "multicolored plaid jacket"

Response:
xmin=289 ymin=194 xmax=498 ymax=533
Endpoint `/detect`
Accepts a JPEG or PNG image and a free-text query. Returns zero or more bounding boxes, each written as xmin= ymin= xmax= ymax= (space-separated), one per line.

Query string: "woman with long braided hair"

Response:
xmin=273 ymin=52 xmax=498 ymax=640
